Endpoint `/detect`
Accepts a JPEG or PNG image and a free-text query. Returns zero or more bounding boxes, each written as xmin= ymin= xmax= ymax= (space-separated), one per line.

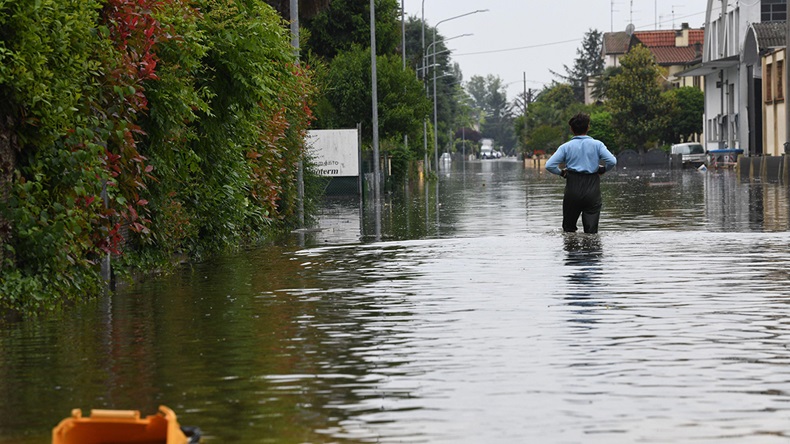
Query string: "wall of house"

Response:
xmin=763 ymin=48 xmax=786 ymax=156
xmin=704 ymin=65 xmax=741 ymax=149
xmin=605 ymin=54 xmax=620 ymax=69
xmin=704 ymin=1 xmax=760 ymax=62
xmin=702 ymin=0 xmax=763 ymax=153
xmin=668 ymin=66 xmax=704 ymax=89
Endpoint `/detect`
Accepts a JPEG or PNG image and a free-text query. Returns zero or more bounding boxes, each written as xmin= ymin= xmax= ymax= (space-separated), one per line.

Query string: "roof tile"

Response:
xmin=650 ymin=47 xmax=701 ymax=65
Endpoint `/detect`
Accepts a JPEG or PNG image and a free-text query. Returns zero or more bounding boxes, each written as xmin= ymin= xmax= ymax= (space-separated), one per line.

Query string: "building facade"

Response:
xmin=597 ymin=24 xmax=705 ymax=104
xmin=680 ymin=0 xmax=787 ymax=154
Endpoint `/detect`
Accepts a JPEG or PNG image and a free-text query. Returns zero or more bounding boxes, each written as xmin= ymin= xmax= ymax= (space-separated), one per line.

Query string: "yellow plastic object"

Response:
xmin=52 ymin=405 xmax=190 ymax=444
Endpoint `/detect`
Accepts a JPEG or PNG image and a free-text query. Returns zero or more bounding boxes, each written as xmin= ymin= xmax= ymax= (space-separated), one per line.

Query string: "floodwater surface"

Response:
xmin=2 ymin=159 xmax=790 ymax=443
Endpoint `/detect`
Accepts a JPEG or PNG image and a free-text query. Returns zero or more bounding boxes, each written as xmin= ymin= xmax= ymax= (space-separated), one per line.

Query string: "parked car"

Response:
xmin=671 ymin=142 xmax=706 ymax=167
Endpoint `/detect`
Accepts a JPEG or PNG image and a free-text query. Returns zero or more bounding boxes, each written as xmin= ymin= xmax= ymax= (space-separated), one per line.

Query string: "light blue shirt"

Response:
xmin=545 ymin=135 xmax=617 ymax=175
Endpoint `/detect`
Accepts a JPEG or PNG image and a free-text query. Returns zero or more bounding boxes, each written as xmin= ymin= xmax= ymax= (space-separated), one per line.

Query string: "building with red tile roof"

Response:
xmin=591 ymin=23 xmax=705 ymax=104
xmin=601 ymin=23 xmax=704 ymax=74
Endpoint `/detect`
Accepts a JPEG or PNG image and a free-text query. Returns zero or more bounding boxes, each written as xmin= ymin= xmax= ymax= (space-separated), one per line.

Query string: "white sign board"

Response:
xmin=306 ymin=129 xmax=359 ymax=177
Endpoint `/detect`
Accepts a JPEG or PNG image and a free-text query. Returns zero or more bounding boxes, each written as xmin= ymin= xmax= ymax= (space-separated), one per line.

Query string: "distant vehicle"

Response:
xmin=480 ymin=138 xmax=494 ymax=159
xmin=440 ymin=152 xmax=452 ymax=162
xmin=671 ymin=142 xmax=706 ymax=167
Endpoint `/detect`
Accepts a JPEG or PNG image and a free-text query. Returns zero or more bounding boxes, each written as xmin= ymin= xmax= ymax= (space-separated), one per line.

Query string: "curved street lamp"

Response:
xmin=430 ymin=10 xmax=488 ymax=173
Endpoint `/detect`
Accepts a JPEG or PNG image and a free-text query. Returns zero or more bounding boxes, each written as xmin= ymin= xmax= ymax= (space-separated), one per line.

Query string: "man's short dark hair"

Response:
xmin=569 ymin=113 xmax=590 ymax=135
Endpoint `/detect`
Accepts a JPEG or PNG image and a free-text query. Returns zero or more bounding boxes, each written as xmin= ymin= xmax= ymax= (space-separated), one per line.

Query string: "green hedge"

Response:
xmin=0 ymin=0 xmax=316 ymax=314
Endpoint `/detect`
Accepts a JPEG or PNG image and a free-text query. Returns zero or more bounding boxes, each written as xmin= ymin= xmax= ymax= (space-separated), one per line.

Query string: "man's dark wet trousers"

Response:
xmin=562 ymin=170 xmax=602 ymax=234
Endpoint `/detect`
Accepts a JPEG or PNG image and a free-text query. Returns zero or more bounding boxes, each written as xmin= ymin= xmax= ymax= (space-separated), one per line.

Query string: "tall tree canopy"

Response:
xmin=302 ymin=0 xmax=400 ymax=60
xmin=606 ymin=45 xmax=668 ymax=152
xmin=320 ymin=46 xmax=429 ymax=144
xmin=466 ymin=74 xmax=516 ymax=152
xmin=553 ymin=29 xmax=604 ymax=102
xmin=661 ymin=86 xmax=704 ymax=143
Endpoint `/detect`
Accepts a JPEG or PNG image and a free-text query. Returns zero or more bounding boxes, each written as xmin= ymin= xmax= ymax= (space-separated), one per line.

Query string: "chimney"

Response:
xmin=676 ymin=24 xmax=691 ymax=47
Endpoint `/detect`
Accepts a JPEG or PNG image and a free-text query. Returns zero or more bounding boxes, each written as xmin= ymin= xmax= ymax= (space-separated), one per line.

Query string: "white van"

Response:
xmin=671 ymin=142 xmax=706 ymax=167
xmin=480 ymin=138 xmax=494 ymax=159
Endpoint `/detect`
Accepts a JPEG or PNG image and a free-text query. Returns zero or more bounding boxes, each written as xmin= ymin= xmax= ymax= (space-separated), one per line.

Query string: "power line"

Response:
xmin=454 ymin=38 xmax=580 ymax=57
xmin=453 ymin=9 xmax=706 ymax=59
xmin=635 ymin=10 xmax=706 ymax=30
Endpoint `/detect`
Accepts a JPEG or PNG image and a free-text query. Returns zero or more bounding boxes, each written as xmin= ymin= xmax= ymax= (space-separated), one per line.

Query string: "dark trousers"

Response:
xmin=562 ymin=172 xmax=602 ymax=234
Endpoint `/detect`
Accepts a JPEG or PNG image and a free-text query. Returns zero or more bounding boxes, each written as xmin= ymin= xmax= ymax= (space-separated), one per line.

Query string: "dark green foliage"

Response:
xmin=519 ymin=83 xmax=588 ymax=154
xmin=0 ymin=0 xmax=317 ymax=314
xmin=317 ymin=46 xmax=429 ymax=174
xmin=661 ymin=87 xmax=704 ymax=143
xmin=466 ymin=75 xmax=516 ymax=153
xmin=0 ymin=0 xmax=110 ymax=310
xmin=552 ymin=29 xmax=604 ymax=102
xmin=302 ymin=0 xmax=400 ymax=60
xmin=591 ymin=66 xmax=622 ymax=101
xmin=588 ymin=111 xmax=617 ymax=153
xmin=606 ymin=45 xmax=669 ymax=152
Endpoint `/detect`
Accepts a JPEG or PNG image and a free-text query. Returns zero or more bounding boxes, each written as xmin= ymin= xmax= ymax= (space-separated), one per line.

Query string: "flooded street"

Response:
xmin=3 ymin=159 xmax=790 ymax=443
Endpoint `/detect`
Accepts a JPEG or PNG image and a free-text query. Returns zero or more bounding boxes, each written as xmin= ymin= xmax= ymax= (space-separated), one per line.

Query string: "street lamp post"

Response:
xmin=370 ymin=0 xmax=380 ymax=202
xmin=430 ymin=10 xmax=488 ymax=173
xmin=422 ymin=0 xmax=428 ymax=176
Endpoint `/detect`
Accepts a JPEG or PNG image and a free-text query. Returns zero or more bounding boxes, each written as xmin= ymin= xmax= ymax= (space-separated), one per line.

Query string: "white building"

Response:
xmin=680 ymin=0 xmax=787 ymax=154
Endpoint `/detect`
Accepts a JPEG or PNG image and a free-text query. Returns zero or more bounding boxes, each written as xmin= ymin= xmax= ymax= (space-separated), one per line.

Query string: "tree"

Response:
xmin=517 ymin=82 xmax=588 ymax=154
xmin=591 ymin=66 xmax=622 ymax=101
xmin=528 ymin=125 xmax=564 ymax=154
xmin=318 ymin=46 xmax=430 ymax=175
xmin=466 ymin=74 xmax=516 ymax=153
xmin=265 ymin=0 xmax=331 ymax=19
xmin=302 ymin=0 xmax=400 ymax=60
xmin=661 ymin=86 xmax=704 ymax=143
xmin=0 ymin=0 xmax=318 ymax=313
xmin=606 ymin=45 xmax=668 ymax=152
xmin=552 ymin=29 xmax=604 ymax=102
xmin=588 ymin=111 xmax=617 ymax=153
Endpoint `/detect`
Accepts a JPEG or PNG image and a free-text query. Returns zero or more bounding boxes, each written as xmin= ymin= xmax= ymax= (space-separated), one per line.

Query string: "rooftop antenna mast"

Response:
xmin=629 ymin=0 xmax=634 ymax=25
xmin=610 ymin=0 xmax=620 ymax=32
xmin=672 ymin=4 xmax=683 ymax=29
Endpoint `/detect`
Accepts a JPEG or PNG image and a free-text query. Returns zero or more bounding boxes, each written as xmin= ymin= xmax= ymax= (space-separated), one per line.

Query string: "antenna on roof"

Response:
xmin=610 ymin=0 xmax=620 ymax=33
xmin=653 ymin=0 xmax=658 ymax=29
xmin=672 ymin=4 xmax=683 ymax=29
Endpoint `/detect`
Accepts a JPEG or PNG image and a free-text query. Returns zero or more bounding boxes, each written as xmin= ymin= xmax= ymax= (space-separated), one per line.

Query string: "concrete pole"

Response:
xmin=422 ymin=0 xmax=428 ymax=176
xmin=785 ymin=0 xmax=790 ymax=153
xmin=432 ymin=25 xmax=439 ymax=175
xmin=370 ymin=0 xmax=381 ymax=200
xmin=402 ymin=0 xmax=408 ymax=178
xmin=402 ymin=0 xmax=406 ymax=69
xmin=290 ymin=0 xmax=304 ymax=227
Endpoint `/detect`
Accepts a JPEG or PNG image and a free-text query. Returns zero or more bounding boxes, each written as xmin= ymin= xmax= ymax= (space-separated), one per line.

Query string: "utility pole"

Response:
xmin=785 ymin=0 xmax=790 ymax=154
xmin=370 ymin=0 xmax=381 ymax=201
xmin=290 ymin=0 xmax=304 ymax=228
xmin=401 ymin=0 xmax=408 ymax=183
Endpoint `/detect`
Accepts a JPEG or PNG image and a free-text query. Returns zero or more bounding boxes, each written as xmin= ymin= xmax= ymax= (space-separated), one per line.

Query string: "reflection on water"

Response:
xmin=3 ymin=161 xmax=790 ymax=443
xmin=563 ymin=234 xmax=604 ymax=327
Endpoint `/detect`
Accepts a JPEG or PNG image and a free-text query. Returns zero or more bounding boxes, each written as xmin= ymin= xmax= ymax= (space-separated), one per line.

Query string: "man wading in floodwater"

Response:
xmin=545 ymin=112 xmax=617 ymax=234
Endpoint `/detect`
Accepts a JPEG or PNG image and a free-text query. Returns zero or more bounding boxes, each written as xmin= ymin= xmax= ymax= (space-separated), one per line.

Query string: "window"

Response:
xmin=762 ymin=0 xmax=788 ymax=22
xmin=778 ymin=60 xmax=784 ymax=101
xmin=766 ymin=62 xmax=773 ymax=102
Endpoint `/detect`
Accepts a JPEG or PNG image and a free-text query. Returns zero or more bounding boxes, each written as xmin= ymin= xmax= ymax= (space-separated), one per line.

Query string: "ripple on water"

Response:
xmin=257 ymin=230 xmax=790 ymax=443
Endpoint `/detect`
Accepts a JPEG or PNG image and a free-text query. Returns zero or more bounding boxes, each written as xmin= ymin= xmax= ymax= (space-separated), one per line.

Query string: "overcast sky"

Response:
xmin=405 ymin=0 xmax=710 ymax=100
